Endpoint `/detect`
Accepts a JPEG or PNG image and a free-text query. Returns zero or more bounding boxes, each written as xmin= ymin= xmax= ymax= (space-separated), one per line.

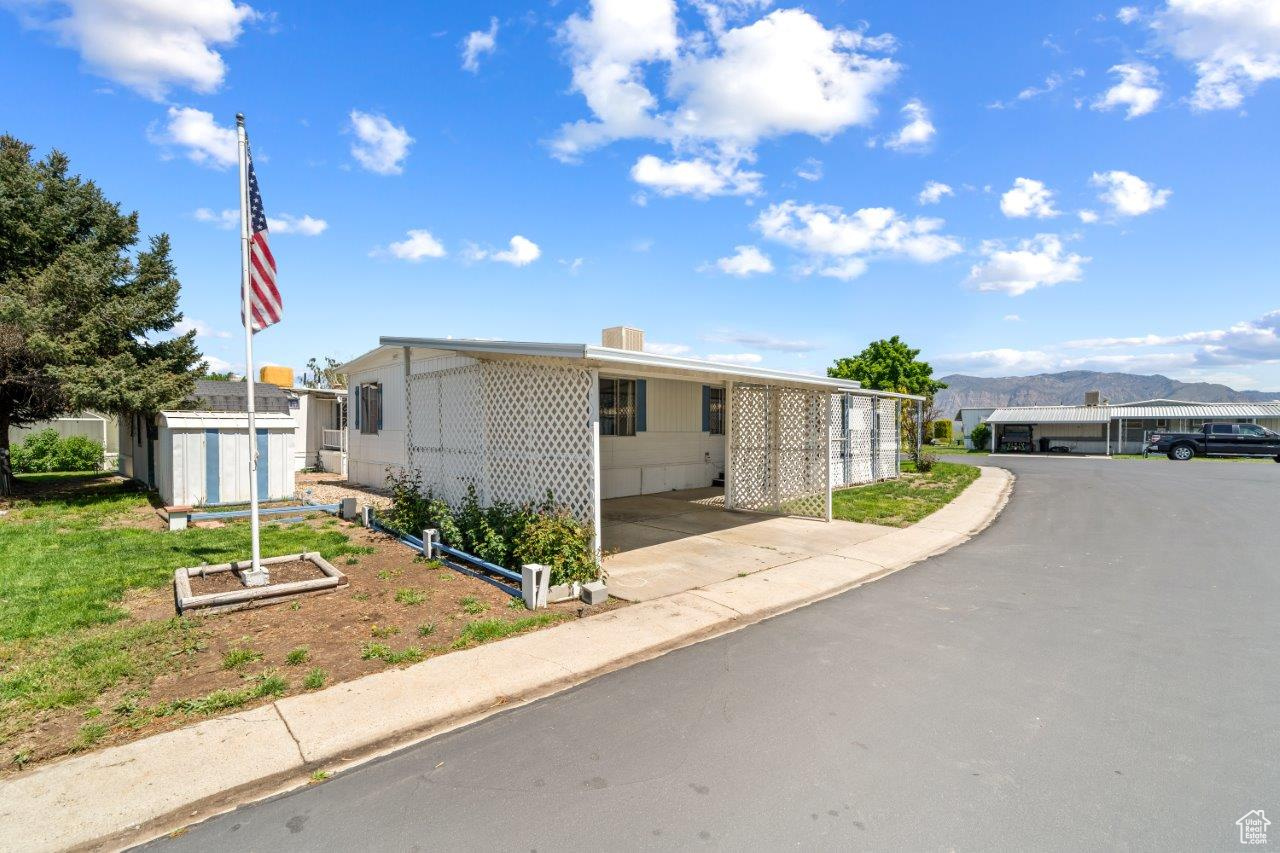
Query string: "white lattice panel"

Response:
xmin=406 ymin=359 xmax=595 ymax=523
xmin=876 ymin=397 xmax=900 ymax=478
xmin=729 ymin=383 xmax=828 ymax=519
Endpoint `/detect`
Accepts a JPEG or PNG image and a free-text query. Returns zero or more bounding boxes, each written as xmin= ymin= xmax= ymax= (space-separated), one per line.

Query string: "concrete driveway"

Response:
xmin=145 ymin=456 xmax=1280 ymax=851
xmin=602 ymin=488 xmax=891 ymax=601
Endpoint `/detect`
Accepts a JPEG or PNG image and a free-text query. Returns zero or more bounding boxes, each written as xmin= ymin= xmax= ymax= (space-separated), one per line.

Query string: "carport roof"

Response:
xmin=986 ymin=402 xmax=1280 ymax=423
xmin=344 ymin=337 xmax=926 ymax=400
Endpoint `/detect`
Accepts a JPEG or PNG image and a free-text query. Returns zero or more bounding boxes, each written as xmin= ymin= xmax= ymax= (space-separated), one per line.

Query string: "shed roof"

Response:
xmin=187 ymin=379 xmax=291 ymax=414
xmin=985 ymin=402 xmax=1280 ymax=423
xmin=343 ymin=337 xmax=926 ymax=401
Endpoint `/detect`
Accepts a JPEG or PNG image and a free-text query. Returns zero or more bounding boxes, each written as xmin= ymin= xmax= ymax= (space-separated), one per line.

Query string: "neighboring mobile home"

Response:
xmin=118 ymin=379 xmax=296 ymax=506
xmin=10 ymin=410 xmax=120 ymax=470
xmin=340 ymin=327 xmax=923 ymax=550
xmin=286 ymin=386 xmax=347 ymax=475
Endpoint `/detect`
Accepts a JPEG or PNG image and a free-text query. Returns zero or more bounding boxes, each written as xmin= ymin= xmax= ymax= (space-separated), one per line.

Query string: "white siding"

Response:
xmin=600 ymin=377 xmax=724 ymax=499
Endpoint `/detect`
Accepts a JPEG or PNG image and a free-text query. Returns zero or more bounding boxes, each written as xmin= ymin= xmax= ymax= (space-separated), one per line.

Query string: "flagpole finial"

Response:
xmin=236 ymin=113 xmax=245 ymax=126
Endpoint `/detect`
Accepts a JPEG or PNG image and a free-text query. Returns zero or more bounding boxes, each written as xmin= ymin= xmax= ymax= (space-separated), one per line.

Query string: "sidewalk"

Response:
xmin=0 ymin=467 xmax=1013 ymax=853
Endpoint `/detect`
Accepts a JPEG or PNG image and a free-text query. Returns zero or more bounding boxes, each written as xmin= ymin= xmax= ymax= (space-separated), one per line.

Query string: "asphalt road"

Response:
xmin=146 ymin=457 xmax=1280 ymax=851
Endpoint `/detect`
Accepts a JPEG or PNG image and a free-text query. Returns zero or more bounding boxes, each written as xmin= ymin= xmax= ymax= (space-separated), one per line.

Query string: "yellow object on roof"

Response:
xmin=259 ymin=365 xmax=294 ymax=388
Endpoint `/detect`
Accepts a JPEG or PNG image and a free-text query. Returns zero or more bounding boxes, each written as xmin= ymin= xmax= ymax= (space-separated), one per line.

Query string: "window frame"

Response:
xmin=707 ymin=386 xmax=725 ymax=435
xmin=599 ymin=377 xmax=637 ymax=437
xmin=359 ymin=382 xmax=382 ymax=435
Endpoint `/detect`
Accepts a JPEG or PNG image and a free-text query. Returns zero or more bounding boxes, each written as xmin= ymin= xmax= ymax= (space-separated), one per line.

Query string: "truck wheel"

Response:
xmin=1170 ymin=445 xmax=1194 ymax=461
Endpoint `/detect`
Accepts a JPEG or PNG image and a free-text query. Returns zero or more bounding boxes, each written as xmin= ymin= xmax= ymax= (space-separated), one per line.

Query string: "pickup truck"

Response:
xmin=1147 ymin=423 xmax=1280 ymax=461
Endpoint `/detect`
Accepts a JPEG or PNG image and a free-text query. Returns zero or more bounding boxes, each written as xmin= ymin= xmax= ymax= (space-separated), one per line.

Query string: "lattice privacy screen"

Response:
xmin=729 ymin=383 xmax=829 ymax=519
xmin=406 ymin=359 xmax=596 ymax=524
xmin=876 ymin=397 xmax=901 ymax=479
xmin=830 ymin=394 xmax=878 ymax=488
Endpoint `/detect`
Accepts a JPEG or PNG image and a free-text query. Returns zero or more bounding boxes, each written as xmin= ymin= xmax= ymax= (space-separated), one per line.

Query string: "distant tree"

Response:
xmin=302 ymin=356 xmax=346 ymax=389
xmin=829 ymin=336 xmax=947 ymax=448
xmin=0 ymin=135 xmax=202 ymax=494
xmin=202 ymin=370 xmax=239 ymax=382
xmin=828 ymin=336 xmax=947 ymax=398
xmin=970 ymin=422 xmax=991 ymax=451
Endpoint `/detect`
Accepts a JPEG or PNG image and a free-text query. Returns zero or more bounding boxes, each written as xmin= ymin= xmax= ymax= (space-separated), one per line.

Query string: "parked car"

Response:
xmin=1147 ymin=423 xmax=1280 ymax=461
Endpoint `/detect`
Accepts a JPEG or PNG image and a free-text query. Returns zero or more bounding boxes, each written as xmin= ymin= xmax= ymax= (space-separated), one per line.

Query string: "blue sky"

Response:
xmin=3 ymin=0 xmax=1279 ymax=389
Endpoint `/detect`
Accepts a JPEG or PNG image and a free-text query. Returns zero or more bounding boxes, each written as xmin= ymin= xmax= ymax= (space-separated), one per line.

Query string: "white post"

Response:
xmin=823 ymin=393 xmax=833 ymax=522
xmin=588 ymin=368 xmax=602 ymax=557
xmin=1106 ymin=419 xmax=1111 ymax=457
xmin=723 ymin=381 xmax=734 ymax=509
xmin=236 ymin=113 xmax=267 ymax=587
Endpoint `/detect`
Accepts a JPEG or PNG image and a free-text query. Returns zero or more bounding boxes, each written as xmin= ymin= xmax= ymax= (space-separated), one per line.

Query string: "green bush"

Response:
xmin=912 ymin=450 xmax=938 ymax=473
xmin=11 ymin=429 xmax=104 ymax=473
xmin=382 ymin=472 xmax=600 ymax=586
xmin=969 ymin=423 xmax=991 ymax=450
xmin=932 ymin=420 xmax=953 ymax=444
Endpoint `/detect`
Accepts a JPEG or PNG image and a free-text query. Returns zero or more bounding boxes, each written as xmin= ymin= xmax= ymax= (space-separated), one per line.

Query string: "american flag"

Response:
xmin=244 ymin=146 xmax=281 ymax=332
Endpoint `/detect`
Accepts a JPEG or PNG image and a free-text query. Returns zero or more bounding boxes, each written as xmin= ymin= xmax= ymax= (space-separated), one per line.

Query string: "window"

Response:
xmin=707 ymin=387 xmax=725 ymax=435
xmin=358 ymin=383 xmax=382 ymax=435
xmin=599 ymin=378 xmax=636 ymax=436
xmin=1238 ymin=424 xmax=1265 ymax=437
xmin=1210 ymin=423 xmax=1233 ymax=434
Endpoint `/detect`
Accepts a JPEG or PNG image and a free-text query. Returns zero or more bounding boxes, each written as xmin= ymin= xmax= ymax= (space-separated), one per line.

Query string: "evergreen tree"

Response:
xmin=0 ymin=135 xmax=202 ymax=494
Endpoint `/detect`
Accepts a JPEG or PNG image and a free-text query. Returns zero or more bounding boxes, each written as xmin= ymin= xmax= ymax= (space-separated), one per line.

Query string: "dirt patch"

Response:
xmin=186 ymin=559 xmax=330 ymax=595
xmin=2 ymin=516 xmax=624 ymax=775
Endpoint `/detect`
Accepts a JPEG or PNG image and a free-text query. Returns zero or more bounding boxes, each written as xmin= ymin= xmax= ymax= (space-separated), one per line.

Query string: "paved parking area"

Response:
xmin=602 ymin=488 xmax=891 ymax=601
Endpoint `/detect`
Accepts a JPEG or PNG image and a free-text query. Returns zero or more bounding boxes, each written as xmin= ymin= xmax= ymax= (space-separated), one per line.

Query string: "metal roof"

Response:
xmin=986 ymin=402 xmax=1280 ymax=423
xmin=187 ymin=379 xmax=291 ymax=414
xmin=350 ymin=337 xmax=926 ymax=401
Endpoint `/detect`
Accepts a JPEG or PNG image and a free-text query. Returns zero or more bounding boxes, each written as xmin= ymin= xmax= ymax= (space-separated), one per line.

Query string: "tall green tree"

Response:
xmin=302 ymin=356 xmax=346 ymax=389
xmin=0 ymin=135 xmax=202 ymax=494
xmin=827 ymin=336 xmax=947 ymax=398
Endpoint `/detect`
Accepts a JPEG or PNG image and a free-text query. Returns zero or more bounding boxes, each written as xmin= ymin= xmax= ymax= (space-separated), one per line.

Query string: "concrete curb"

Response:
xmin=1 ymin=467 xmax=1013 ymax=853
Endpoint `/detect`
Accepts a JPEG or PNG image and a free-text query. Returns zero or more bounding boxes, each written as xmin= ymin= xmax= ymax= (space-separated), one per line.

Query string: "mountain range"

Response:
xmin=934 ymin=371 xmax=1280 ymax=414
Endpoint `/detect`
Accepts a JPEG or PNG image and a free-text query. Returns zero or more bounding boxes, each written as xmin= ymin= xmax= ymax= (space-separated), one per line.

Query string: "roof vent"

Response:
xmin=602 ymin=326 xmax=645 ymax=352
xmin=1084 ymin=390 xmax=1101 ymax=407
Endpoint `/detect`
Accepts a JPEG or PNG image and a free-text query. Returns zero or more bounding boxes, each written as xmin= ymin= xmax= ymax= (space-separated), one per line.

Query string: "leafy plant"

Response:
xmin=303 ymin=668 xmax=327 ymax=689
xmin=969 ymin=422 xmax=991 ymax=451
xmin=360 ymin=643 xmax=424 ymax=664
xmin=417 ymin=622 xmax=436 ymax=637
xmin=285 ymin=646 xmax=309 ymax=666
xmin=370 ymin=624 xmax=400 ymax=638
xmin=10 ymin=430 xmax=104 ymax=473
xmin=912 ymin=450 xmax=938 ymax=473
xmin=458 ymin=596 xmax=486 ymax=615
xmin=932 ymin=419 xmax=953 ymax=444
xmin=73 ymin=721 xmax=110 ymax=751
xmin=513 ymin=510 xmax=600 ymax=586
xmin=452 ymin=614 xmax=563 ymax=648
xmin=222 ymin=647 xmax=262 ymax=670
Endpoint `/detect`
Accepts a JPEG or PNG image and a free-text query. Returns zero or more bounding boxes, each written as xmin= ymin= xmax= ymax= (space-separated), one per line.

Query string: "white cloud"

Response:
xmin=918 ymin=180 xmax=954 ymax=205
xmin=756 ymin=200 xmax=962 ymax=280
xmin=704 ymin=330 xmax=816 ymax=352
xmin=988 ymin=70 xmax=1084 ymax=109
xmin=380 ymin=229 xmax=446 ymax=261
xmin=193 ymin=207 xmax=239 ymax=228
xmin=1090 ymin=170 xmax=1172 ymax=216
xmin=469 ymin=235 xmax=541 ymax=266
xmin=942 ymin=309 xmax=1280 ymax=376
xmin=1117 ymin=6 xmax=1141 ymax=24
xmin=999 ymin=177 xmax=1059 ymax=219
xmin=709 ymin=245 xmax=774 ymax=276
xmin=348 ymin=110 xmax=414 ymax=175
xmin=175 ymin=318 xmax=231 ymax=339
xmin=1093 ymin=62 xmax=1162 ymax=118
xmin=644 ymin=341 xmax=693 ymax=356
xmin=795 ymin=157 xmax=823 ymax=181
xmin=1154 ymin=0 xmax=1280 ymax=110
xmin=883 ymin=98 xmax=935 ymax=150
xmin=706 ymin=352 xmax=764 ymax=365
xmin=966 ymin=234 xmax=1089 ymax=296
xmin=202 ymin=354 xmax=238 ymax=374
xmin=1078 ymin=209 xmax=1100 ymax=223
xmin=461 ymin=17 xmax=498 ymax=73
xmin=560 ymin=257 xmax=585 ymax=275
xmin=630 ymin=154 xmax=761 ymax=197
xmin=267 ymin=214 xmax=328 ymax=236
xmin=151 ymin=107 xmax=236 ymax=169
xmin=553 ymin=3 xmax=898 ymax=188
xmin=1003 ymin=314 xmax=1022 ymax=322
xmin=15 ymin=0 xmax=256 ymax=99
xmin=195 ymin=208 xmax=327 ymax=235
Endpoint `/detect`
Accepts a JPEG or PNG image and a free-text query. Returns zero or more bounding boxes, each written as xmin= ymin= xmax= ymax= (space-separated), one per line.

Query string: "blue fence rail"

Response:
xmin=365 ymin=510 xmax=522 ymax=599
xmin=187 ymin=502 xmax=342 ymax=522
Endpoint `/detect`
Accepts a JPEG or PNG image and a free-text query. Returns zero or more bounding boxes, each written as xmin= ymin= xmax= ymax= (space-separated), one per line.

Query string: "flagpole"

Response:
xmin=237 ymin=113 xmax=267 ymax=587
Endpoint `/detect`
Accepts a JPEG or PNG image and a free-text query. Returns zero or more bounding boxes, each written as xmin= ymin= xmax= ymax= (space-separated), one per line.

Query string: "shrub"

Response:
xmin=513 ymin=510 xmax=599 ymax=586
xmin=932 ymin=420 xmax=953 ymax=444
xmin=912 ymin=451 xmax=938 ymax=473
xmin=969 ymin=423 xmax=991 ymax=451
xmin=11 ymin=429 xmax=104 ymax=473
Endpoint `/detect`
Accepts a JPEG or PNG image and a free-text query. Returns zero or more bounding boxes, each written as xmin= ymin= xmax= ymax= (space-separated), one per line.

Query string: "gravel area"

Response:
xmin=295 ymin=472 xmax=391 ymax=510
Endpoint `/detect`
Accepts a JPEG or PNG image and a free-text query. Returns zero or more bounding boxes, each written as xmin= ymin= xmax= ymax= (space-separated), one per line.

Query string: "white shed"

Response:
xmin=150 ymin=412 xmax=295 ymax=507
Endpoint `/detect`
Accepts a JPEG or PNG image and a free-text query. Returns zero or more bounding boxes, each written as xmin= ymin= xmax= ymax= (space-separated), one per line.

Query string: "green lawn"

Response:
xmin=831 ymin=460 xmax=980 ymax=527
xmin=0 ymin=474 xmax=364 ymax=642
xmin=925 ymin=444 xmax=989 ymax=457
